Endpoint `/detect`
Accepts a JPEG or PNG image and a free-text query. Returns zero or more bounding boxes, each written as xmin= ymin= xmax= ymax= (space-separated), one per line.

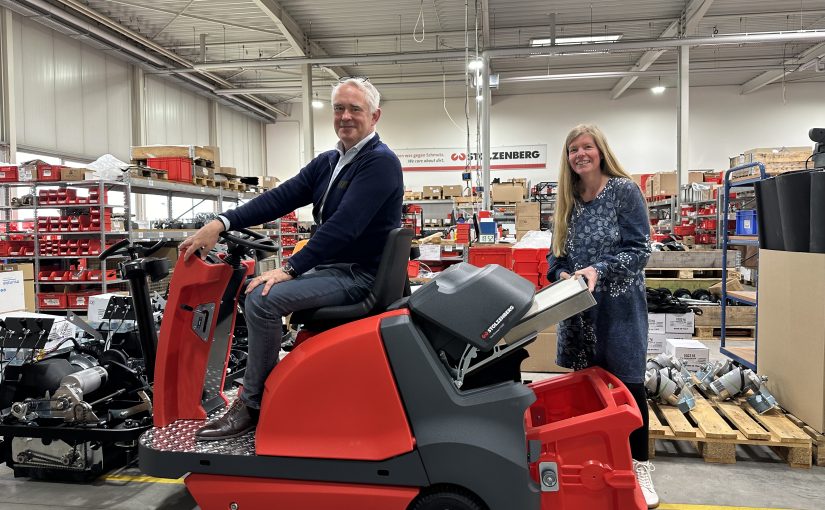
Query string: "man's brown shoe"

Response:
xmin=195 ymin=399 xmax=258 ymax=441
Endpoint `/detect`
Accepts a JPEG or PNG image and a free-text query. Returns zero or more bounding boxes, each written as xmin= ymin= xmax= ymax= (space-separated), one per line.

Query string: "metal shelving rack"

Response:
xmin=0 ymin=179 xmax=131 ymax=312
xmin=720 ymin=162 xmax=766 ymax=370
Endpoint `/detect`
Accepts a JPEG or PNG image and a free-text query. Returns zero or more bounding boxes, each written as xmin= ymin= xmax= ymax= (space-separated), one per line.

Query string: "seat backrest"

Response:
xmin=369 ymin=227 xmax=414 ymax=312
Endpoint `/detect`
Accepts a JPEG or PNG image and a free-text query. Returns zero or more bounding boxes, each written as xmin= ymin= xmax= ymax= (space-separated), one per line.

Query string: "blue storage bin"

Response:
xmin=736 ymin=209 xmax=759 ymax=235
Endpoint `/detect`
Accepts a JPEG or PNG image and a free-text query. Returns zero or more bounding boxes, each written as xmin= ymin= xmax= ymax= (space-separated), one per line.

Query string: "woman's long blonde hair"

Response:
xmin=552 ymin=124 xmax=633 ymax=256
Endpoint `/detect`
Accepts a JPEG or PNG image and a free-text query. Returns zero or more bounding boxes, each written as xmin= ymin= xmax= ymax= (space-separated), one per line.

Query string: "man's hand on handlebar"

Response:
xmin=180 ymin=219 xmax=224 ymax=261
xmin=245 ymin=269 xmax=293 ymax=296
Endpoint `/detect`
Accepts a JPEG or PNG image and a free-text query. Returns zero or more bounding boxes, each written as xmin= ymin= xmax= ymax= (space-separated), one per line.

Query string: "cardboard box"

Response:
xmin=652 ymin=172 xmax=678 ymax=196
xmin=491 ymin=183 xmax=525 ymax=203
xmin=0 ymin=271 xmax=26 ymax=313
xmin=441 ymin=185 xmax=463 ymax=198
xmin=648 ymin=332 xmax=692 ymax=355
xmin=665 ymin=338 xmax=710 ymax=371
xmin=60 ymin=167 xmax=89 ymax=181
xmin=24 ymin=280 xmax=35 ymax=312
xmin=423 ymin=186 xmax=442 ymax=199
xmin=758 ymin=249 xmax=825 ymax=432
xmin=516 ymin=216 xmax=540 ymax=231
xmin=666 ymin=312 xmax=695 ymax=334
xmin=730 ymin=147 xmax=812 ymax=175
xmin=260 ymin=175 xmax=279 ymax=188
xmin=1 ymin=263 xmax=34 ymax=280
xmin=516 ymin=202 xmax=539 ymax=218
xmin=648 ymin=313 xmax=666 ymax=334
xmin=521 ymin=325 xmax=571 ymax=373
xmin=219 ymin=166 xmax=237 ymax=176
xmin=87 ymin=292 xmax=129 ymax=323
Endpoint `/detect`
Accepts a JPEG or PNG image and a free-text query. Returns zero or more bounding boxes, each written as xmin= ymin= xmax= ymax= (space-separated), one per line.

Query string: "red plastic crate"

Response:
xmin=468 ymin=246 xmax=512 ymax=268
xmin=512 ymin=261 xmax=539 ymax=273
xmin=38 ymin=292 xmax=67 ymax=309
xmin=67 ymin=292 xmax=95 ymax=309
xmin=0 ymin=166 xmax=18 ymax=182
xmin=526 ymin=367 xmax=645 ymax=510
xmin=147 ymin=157 xmax=192 ymax=182
xmin=516 ymin=271 xmax=541 ymax=290
xmin=37 ymin=165 xmax=63 ymax=182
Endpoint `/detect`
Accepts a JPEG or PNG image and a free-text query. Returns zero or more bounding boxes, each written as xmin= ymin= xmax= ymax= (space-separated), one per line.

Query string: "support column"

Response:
xmin=676 ymin=45 xmax=690 ymax=223
xmin=130 ymin=65 xmax=146 ymax=222
xmin=481 ymin=56 xmax=491 ymax=211
xmin=300 ymin=64 xmax=314 ymax=165
xmin=1 ymin=7 xmax=17 ymax=163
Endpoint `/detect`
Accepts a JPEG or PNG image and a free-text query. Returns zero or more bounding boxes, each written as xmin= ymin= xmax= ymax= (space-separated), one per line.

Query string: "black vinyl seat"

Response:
xmin=290 ymin=228 xmax=414 ymax=331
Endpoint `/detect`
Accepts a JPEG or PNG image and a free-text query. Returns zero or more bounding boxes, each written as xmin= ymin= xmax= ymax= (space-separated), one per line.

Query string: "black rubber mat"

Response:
xmin=776 ymin=171 xmax=812 ymax=252
xmin=755 ymin=177 xmax=784 ymax=251
xmin=811 ymin=170 xmax=825 ymax=253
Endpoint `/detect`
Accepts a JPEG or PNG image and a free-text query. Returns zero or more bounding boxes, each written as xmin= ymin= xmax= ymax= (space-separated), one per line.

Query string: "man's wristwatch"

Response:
xmin=282 ymin=264 xmax=298 ymax=278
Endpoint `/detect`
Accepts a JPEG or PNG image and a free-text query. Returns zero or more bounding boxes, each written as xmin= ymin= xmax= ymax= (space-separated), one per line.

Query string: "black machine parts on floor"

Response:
xmin=0 ymin=239 xmax=170 ymax=480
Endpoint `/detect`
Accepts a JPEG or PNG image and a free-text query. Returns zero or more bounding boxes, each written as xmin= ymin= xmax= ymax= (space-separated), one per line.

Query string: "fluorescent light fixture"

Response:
xmin=312 ymin=99 xmax=323 ymax=108
xmin=530 ymin=34 xmax=622 ymax=47
xmin=651 ymin=85 xmax=666 ymax=94
xmin=468 ymin=59 xmax=484 ymax=71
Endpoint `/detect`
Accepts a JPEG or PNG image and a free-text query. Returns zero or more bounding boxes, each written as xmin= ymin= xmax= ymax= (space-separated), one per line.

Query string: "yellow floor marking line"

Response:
xmin=660 ymin=505 xmax=795 ymax=510
xmin=102 ymin=474 xmax=185 ymax=485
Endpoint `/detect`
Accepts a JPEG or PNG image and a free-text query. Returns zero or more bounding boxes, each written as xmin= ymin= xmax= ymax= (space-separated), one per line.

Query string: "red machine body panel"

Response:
xmin=185 ymin=474 xmax=418 ymax=510
xmin=153 ymin=255 xmax=240 ymax=427
xmin=256 ymin=309 xmax=415 ymax=461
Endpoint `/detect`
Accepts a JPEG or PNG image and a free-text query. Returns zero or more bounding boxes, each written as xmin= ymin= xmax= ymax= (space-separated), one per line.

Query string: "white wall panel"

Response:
xmin=266 ymin=121 xmax=301 ymax=180
xmin=217 ymin=105 xmax=264 ymax=176
xmin=13 ymin=14 xmax=131 ymax=160
xmin=20 ymin=19 xmax=56 ymax=150
xmin=53 ymin=36 xmax=83 ymax=152
xmin=80 ymin=48 xmax=108 ymax=158
xmin=144 ymin=75 xmax=210 ymax=148
xmin=105 ymin=59 xmax=130 ymax=161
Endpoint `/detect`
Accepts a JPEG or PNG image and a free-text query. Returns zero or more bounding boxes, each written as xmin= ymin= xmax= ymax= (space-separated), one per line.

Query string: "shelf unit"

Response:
xmin=719 ymin=162 xmax=766 ymax=370
xmin=0 ymin=179 xmax=131 ymax=312
xmin=1 ymin=176 xmax=270 ymax=313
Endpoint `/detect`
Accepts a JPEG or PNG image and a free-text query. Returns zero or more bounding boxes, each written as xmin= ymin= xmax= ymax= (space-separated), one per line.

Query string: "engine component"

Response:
xmin=10 ymin=366 xmax=108 ymax=424
xmin=11 ymin=437 xmax=103 ymax=472
xmin=709 ymin=366 xmax=778 ymax=414
xmin=645 ymin=364 xmax=696 ymax=413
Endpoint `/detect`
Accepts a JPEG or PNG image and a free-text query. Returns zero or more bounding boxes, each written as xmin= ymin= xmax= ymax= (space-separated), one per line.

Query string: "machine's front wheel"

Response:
xmin=409 ymin=489 xmax=485 ymax=510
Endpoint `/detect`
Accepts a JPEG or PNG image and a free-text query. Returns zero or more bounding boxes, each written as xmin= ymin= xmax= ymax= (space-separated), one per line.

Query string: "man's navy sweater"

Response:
xmin=222 ymin=134 xmax=403 ymax=276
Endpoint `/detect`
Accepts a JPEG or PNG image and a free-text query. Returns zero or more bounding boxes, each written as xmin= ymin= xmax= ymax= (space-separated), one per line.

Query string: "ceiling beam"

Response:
xmin=479 ymin=0 xmax=490 ymax=49
xmin=740 ymin=41 xmax=825 ymax=94
xmin=610 ymin=0 xmax=715 ymax=99
xmin=251 ymin=0 xmax=344 ymax=80
xmin=150 ymin=0 xmax=195 ymax=40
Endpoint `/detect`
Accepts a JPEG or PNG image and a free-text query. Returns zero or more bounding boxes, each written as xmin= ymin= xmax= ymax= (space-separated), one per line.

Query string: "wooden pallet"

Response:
xmin=645 ymin=267 xmax=727 ymax=279
xmin=694 ymin=325 xmax=756 ymax=339
xmin=218 ymin=180 xmax=247 ymax=192
xmin=129 ymin=167 xmax=168 ymax=180
xmin=192 ymin=177 xmax=217 ymax=188
xmin=783 ymin=412 xmax=825 ymax=467
xmin=649 ymin=392 xmax=812 ymax=468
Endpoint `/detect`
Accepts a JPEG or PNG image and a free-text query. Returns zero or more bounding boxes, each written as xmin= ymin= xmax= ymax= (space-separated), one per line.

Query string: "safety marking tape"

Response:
xmin=102 ymin=474 xmax=185 ymax=485
xmin=659 ymin=504 xmax=794 ymax=510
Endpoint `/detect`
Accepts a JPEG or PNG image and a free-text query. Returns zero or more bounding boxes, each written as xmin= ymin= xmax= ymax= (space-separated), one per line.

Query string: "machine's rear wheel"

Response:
xmin=409 ymin=489 xmax=484 ymax=510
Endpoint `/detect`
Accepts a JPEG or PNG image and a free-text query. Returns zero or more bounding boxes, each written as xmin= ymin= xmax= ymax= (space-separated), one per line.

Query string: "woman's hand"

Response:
xmin=179 ymin=220 xmax=224 ymax=261
xmin=574 ymin=266 xmax=599 ymax=292
xmin=245 ymin=268 xmax=293 ymax=296
xmin=559 ymin=271 xmax=572 ymax=280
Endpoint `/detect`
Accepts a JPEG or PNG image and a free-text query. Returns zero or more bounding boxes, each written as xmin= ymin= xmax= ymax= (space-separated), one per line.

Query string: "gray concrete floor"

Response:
xmin=1 ymin=338 xmax=821 ymax=510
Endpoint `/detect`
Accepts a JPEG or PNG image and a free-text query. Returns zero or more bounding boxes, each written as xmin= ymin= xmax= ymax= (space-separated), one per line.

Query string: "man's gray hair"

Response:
xmin=331 ymin=78 xmax=381 ymax=113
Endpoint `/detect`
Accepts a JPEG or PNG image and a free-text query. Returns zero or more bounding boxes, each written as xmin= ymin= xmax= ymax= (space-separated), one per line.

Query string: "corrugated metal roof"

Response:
xmin=39 ymin=0 xmax=825 ymax=113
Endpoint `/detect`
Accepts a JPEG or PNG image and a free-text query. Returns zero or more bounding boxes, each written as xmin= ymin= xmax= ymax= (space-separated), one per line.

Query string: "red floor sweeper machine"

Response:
xmin=139 ymin=228 xmax=646 ymax=510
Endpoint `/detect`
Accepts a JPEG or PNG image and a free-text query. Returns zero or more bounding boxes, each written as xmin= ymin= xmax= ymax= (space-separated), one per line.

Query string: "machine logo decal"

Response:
xmin=481 ymin=304 xmax=515 ymax=341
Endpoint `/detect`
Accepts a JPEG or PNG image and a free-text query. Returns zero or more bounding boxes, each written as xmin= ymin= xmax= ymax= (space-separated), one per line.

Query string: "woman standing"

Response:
xmin=547 ymin=124 xmax=657 ymax=508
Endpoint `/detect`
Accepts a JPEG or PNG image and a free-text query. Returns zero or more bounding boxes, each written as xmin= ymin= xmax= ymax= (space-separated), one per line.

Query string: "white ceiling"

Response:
xmin=11 ymin=0 xmax=825 ymax=118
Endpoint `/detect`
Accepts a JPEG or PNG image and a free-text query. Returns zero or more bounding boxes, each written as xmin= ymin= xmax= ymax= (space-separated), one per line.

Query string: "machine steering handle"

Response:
xmin=219 ymin=228 xmax=278 ymax=253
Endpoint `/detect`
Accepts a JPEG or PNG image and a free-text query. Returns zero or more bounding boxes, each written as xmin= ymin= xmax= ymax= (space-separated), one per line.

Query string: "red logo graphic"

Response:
xmin=450 ymin=153 xmax=467 ymax=161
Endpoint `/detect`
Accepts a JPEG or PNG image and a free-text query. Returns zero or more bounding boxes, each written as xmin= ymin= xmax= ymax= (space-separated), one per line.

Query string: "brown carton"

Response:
xmin=60 ymin=167 xmax=89 ymax=181
xmin=652 ymin=172 xmax=678 ymax=196
xmin=520 ymin=325 xmax=572 ymax=373
xmin=491 ymin=183 xmax=525 ymax=203
xmin=422 ymin=186 xmax=442 ymax=199
xmin=1 ymin=263 xmax=34 ymax=280
xmin=758 ymin=249 xmax=825 ymax=432
xmin=441 ymin=185 xmax=463 ymax=198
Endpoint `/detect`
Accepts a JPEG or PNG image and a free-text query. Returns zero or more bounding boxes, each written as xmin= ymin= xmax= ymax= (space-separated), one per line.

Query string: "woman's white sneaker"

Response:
xmin=633 ymin=459 xmax=659 ymax=509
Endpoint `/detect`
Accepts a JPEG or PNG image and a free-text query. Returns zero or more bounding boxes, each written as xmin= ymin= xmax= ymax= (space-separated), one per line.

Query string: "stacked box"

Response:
xmin=647 ymin=312 xmax=694 ymax=354
xmin=515 ymin=201 xmax=540 ymax=240
xmin=441 ymin=185 xmax=463 ymax=198
xmin=422 ymin=186 xmax=442 ymax=199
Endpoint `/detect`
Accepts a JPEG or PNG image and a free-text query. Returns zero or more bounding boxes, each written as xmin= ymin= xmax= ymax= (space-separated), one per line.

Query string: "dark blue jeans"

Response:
xmin=239 ymin=264 xmax=374 ymax=408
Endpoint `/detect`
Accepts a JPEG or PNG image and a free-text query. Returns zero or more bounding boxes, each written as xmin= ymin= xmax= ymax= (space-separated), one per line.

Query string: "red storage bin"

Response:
xmin=468 ymin=246 xmax=512 ymax=268
xmin=538 ymin=261 xmax=549 ymax=288
xmin=512 ymin=248 xmax=542 ymax=262
xmin=526 ymin=367 xmax=645 ymax=510
xmin=0 ymin=165 xmax=18 ymax=182
xmin=407 ymin=260 xmax=420 ymax=278
xmin=672 ymin=225 xmax=695 ymax=236
xmin=147 ymin=157 xmax=192 ymax=182
xmin=516 ymin=272 xmax=541 ymax=290
xmin=512 ymin=261 xmax=539 ymax=274
xmin=38 ymin=292 xmax=67 ymax=309
xmin=37 ymin=165 xmax=63 ymax=181
xmin=67 ymin=292 xmax=95 ymax=309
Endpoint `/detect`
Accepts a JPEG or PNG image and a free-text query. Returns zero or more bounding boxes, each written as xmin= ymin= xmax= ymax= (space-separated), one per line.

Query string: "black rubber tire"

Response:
xmin=691 ymin=289 xmax=713 ymax=301
xmin=673 ymin=288 xmax=692 ymax=300
xmin=656 ymin=287 xmax=672 ymax=297
xmin=409 ymin=490 xmax=484 ymax=510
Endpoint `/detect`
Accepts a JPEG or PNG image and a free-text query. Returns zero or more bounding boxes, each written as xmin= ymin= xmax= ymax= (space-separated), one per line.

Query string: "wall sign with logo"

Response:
xmin=396 ymin=145 xmax=547 ymax=172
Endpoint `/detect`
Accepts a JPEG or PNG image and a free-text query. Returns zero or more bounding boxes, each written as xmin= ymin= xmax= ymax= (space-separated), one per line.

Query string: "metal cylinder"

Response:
xmin=60 ymin=366 xmax=108 ymax=395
